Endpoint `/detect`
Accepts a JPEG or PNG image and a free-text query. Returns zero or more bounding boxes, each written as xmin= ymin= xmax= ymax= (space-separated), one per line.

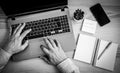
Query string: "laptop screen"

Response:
xmin=0 ymin=0 xmax=67 ymax=16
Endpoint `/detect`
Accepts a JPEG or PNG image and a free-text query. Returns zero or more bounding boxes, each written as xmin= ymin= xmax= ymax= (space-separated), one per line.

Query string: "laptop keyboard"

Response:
xmin=11 ymin=15 xmax=70 ymax=41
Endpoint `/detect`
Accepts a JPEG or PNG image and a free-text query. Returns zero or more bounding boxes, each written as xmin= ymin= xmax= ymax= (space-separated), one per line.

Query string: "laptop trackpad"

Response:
xmin=12 ymin=38 xmax=47 ymax=61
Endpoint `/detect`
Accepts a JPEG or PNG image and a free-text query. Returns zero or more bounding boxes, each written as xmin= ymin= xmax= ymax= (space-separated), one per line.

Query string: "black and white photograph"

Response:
xmin=0 ymin=0 xmax=120 ymax=73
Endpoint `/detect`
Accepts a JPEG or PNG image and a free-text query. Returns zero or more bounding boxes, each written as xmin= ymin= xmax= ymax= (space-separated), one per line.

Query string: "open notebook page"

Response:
xmin=95 ymin=40 xmax=118 ymax=71
xmin=74 ymin=34 xmax=97 ymax=64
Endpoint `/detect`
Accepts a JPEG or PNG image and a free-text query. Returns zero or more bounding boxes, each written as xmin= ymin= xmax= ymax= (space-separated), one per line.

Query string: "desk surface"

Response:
xmin=0 ymin=0 xmax=120 ymax=73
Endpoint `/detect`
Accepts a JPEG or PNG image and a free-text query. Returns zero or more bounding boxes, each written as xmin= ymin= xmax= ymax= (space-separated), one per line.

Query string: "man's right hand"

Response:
xmin=40 ymin=38 xmax=67 ymax=65
xmin=4 ymin=23 xmax=31 ymax=56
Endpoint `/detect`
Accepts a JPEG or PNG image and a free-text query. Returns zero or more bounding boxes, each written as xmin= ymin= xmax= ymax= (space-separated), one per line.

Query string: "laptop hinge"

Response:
xmin=8 ymin=5 xmax=68 ymax=20
xmin=61 ymin=6 xmax=68 ymax=11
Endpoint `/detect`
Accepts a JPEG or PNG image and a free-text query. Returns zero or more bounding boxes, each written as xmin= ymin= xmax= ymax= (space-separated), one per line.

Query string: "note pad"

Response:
xmin=74 ymin=34 xmax=97 ymax=64
xmin=81 ymin=19 xmax=97 ymax=34
xmin=94 ymin=40 xmax=118 ymax=71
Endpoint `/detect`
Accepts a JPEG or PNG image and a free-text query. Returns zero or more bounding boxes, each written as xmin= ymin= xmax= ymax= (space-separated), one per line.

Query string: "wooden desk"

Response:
xmin=69 ymin=0 xmax=120 ymax=73
xmin=0 ymin=0 xmax=120 ymax=73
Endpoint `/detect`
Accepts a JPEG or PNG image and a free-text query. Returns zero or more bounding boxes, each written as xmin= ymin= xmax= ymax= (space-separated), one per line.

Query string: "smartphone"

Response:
xmin=90 ymin=3 xmax=110 ymax=26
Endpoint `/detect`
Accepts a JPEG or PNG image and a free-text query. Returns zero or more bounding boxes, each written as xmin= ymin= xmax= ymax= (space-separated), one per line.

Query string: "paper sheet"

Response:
xmin=95 ymin=40 xmax=118 ymax=71
xmin=81 ymin=19 xmax=97 ymax=34
xmin=74 ymin=34 xmax=97 ymax=63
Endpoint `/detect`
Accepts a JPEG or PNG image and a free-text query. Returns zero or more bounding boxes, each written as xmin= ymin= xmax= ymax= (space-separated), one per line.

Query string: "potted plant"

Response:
xmin=73 ymin=9 xmax=84 ymax=22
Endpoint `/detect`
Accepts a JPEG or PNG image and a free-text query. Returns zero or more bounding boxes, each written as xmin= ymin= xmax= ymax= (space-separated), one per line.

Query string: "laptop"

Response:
xmin=0 ymin=0 xmax=76 ymax=61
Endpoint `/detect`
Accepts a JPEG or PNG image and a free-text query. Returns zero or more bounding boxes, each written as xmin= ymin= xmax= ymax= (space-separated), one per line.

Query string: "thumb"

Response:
xmin=21 ymin=40 xmax=28 ymax=50
xmin=40 ymin=45 xmax=50 ymax=55
xmin=39 ymin=55 xmax=51 ymax=64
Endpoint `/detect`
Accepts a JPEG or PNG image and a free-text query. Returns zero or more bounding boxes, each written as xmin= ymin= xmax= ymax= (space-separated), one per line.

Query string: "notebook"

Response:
xmin=74 ymin=34 xmax=118 ymax=71
xmin=81 ymin=19 xmax=97 ymax=34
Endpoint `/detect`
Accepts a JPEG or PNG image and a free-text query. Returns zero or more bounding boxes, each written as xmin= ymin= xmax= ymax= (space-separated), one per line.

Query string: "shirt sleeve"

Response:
xmin=57 ymin=58 xmax=80 ymax=73
xmin=0 ymin=48 xmax=11 ymax=72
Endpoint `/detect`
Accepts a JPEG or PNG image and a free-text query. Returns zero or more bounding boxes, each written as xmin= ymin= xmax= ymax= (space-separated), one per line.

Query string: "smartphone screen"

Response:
xmin=90 ymin=3 xmax=110 ymax=26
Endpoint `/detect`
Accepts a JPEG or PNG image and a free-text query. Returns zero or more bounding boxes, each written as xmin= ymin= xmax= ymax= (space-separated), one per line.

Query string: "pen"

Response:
xmin=76 ymin=33 xmax=80 ymax=45
xmin=98 ymin=42 xmax=112 ymax=60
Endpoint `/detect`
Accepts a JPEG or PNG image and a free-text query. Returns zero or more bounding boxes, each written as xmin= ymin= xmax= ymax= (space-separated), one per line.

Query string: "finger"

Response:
xmin=48 ymin=38 xmax=56 ymax=48
xmin=21 ymin=40 xmax=29 ymax=50
xmin=20 ymin=29 xmax=31 ymax=40
xmin=16 ymin=23 xmax=26 ymax=36
xmin=40 ymin=56 xmax=51 ymax=64
xmin=40 ymin=45 xmax=50 ymax=55
xmin=54 ymin=39 xmax=62 ymax=48
xmin=44 ymin=38 xmax=53 ymax=50
xmin=54 ymin=39 xmax=58 ymax=47
xmin=13 ymin=24 xmax=22 ymax=35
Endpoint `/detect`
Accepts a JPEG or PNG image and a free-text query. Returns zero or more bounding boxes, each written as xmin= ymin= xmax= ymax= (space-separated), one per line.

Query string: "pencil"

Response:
xmin=98 ymin=42 xmax=112 ymax=60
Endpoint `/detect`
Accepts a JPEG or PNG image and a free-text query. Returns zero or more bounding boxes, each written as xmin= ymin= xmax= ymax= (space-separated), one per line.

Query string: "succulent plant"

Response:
xmin=74 ymin=9 xmax=84 ymax=20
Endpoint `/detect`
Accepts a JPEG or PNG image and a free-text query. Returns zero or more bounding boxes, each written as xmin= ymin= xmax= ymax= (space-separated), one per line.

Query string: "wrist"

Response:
xmin=0 ymin=48 xmax=12 ymax=58
xmin=56 ymin=57 xmax=68 ymax=66
xmin=57 ymin=58 xmax=79 ymax=73
xmin=4 ymin=46 xmax=13 ymax=56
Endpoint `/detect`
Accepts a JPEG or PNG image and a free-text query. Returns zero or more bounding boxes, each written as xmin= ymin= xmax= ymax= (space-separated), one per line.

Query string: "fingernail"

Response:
xmin=27 ymin=29 xmax=31 ymax=32
xmin=23 ymin=23 xmax=26 ymax=25
xmin=26 ymin=40 xmax=29 ymax=43
xmin=29 ymin=29 xmax=32 ymax=31
xmin=25 ymin=40 xmax=29 ymax=44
